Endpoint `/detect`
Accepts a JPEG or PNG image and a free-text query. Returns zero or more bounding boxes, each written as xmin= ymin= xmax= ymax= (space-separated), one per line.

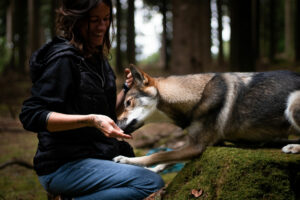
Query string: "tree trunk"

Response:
xmin=127 ymin=0 xmax=136 ymax=65
xmin=15 ymin=0 xmax=27 ymax=72
xmin=6 ymin=0 xmax=15 ymax=72
xmin=296 ymin=0 xmax=300 ymax=62
xmin=50 ymin=0 xmax=58 ymax=37
xmin=285 ymin=0 xmax=295 ymax=62
xmin=217 ymin=0 xmax=224 ymax=66
xmin=116 ymin=0 xmax=122 ymax=74
xmin=6 ymin=0 xmax=14 ymax=47
xmin=269 ymin=0 xmax=277 ymax=62
xmin=171 ymin=0 xmax=211 ymax=74
xmin=229 ymin=0 xmax=255 ymax=72
xmin=27 ymin=0 xmax=41 ymax=72
xmin=252 ymin=0 xmax=260 ymax=63
xmin=161 ymin=0 xmax=170 ymax=71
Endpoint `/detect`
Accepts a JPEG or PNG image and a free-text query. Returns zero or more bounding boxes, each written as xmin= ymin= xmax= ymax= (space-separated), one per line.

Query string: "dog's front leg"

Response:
xmin=113 ymin=144 xmax=203 ymax=167
xmin=114 ymin=121 xmax=220 ymax=168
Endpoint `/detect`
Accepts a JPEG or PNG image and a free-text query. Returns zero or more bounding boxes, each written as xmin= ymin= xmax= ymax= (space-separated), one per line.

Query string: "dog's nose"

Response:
xmin=117 ymin=118 xmax=127 ymax=129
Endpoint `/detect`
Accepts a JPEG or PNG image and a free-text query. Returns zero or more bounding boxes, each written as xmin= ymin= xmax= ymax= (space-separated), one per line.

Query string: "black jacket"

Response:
xmin=19 ymin=37 xmax=134 ymax=176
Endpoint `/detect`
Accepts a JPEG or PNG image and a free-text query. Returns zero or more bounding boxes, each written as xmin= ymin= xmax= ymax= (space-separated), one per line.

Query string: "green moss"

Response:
xmin=161 ymin=172 xmax=178 ymax=184
xmin=164 ymin=146 xmax=300 ymax=200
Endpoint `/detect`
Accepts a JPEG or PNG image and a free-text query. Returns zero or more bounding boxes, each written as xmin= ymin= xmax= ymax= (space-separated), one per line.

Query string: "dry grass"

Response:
xmin=0 ymin=123 xmax=47 ymax=200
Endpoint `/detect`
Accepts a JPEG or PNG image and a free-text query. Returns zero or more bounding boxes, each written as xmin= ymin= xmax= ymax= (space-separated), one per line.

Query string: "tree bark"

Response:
xmin=116 ymin=0 xmax=122 ymax=74
xmin=285 ymin=0 xmax=295 ymax=61
xmin=229 ymin=0 xmax=255 ymax=72
xmin=15 ymin=0 xmax=27 ymax=72
xmin=27 ymin=0 xmax=41 ymax=72
xmin=50 ymin=0 xmax=58 ymax=37
xmin=252 ymin=0 xmax=260 ymax=63
xmin=161 ymin=0 xmax=170 ymax=71
xmin=296 ymin=0 xmax=300 ymax=62
xmin=269 ymin=0 xmax=277 ymax=62
xmin=6 ymin=0 xmax=14 ymax=46
xmin=217 ymin=0 xmax=224 ymax=66
xmin=171 ymin=0 xmax=211 ymax=74
xmin=127 ymin=0 xmax=136 ymax=65
xmin=6 ymin=0 xmax=15 ymax=72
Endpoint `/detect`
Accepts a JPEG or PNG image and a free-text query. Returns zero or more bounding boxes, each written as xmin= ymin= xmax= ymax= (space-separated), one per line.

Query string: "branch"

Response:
xmin=0 ymin=159 xmax=33 ymax=170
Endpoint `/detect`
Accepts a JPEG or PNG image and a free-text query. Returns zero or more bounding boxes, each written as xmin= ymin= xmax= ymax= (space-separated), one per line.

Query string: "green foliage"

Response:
xmin=0 ymin=37 xmax=12 ymax=73
xmin=164 ymin=146 xmax=300 ymax=200
xmin=0 ymin=0 xmax=9 ymax=37
xmin=139 ymin=52 xmax=160 ymax=66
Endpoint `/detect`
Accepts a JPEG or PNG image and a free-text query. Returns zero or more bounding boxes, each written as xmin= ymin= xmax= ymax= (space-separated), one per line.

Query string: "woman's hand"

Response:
xmin=116 ymin=68 xmax=134 ymax=115
xmin=124 ymin=68 xmax=133 ymax=88
xmin=90 ymin=114 xmax=132 ymax=139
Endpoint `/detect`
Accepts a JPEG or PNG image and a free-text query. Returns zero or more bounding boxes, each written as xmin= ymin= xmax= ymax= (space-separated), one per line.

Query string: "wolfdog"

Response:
xmin=114 ymin=66 xmax=300 ymax=172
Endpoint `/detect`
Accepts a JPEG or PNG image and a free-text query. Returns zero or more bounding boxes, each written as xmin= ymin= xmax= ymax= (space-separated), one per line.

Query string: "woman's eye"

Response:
xmin=89 ymin=17 xmax=98 ymax=23
xmin=89 ymin=16 xmax=110 ymax=23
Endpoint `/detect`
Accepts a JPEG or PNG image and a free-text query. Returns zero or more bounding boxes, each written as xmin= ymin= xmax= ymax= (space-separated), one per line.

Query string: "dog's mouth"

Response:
xmin=117 ymin=119 xmax=144 ymax=135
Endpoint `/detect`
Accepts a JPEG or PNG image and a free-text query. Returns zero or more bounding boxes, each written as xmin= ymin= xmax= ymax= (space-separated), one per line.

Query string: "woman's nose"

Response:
xmin=97 ymin=20 xmax=107 ymax=31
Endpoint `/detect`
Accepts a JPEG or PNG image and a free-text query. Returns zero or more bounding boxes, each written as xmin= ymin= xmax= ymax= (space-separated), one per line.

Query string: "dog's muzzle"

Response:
xmin=117 ymin=119 xmax=144 ymax=135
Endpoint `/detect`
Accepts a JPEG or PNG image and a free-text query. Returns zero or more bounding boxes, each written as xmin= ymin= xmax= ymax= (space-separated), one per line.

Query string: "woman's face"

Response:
xmin=80 ymin=2 xmax=111 ymax=48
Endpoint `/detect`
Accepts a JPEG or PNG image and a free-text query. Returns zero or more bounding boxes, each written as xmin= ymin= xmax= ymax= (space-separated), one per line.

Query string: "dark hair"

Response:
xmin=56 ymin=0 xmax=113 ymax=58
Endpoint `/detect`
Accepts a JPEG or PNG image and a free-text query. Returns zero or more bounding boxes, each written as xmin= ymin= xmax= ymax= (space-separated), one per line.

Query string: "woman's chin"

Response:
xmin=90 ymin=38 xmax=103 ymax=47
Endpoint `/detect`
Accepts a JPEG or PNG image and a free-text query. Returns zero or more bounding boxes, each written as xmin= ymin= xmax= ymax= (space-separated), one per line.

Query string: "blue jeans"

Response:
xmin=38 ymin=158 xmax=164 ymax=200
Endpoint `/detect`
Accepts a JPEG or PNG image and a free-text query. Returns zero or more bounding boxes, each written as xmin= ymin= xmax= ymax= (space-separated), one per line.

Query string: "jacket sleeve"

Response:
xmin=19 ymin=57 xmax=77 ymax=132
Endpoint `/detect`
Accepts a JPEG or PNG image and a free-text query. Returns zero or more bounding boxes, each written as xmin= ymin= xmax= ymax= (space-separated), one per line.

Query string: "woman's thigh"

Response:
xmin=39 ymin=158 xmax=164 ymax=199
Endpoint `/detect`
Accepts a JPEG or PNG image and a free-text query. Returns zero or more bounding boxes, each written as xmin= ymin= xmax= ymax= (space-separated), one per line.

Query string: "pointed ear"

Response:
xmin=129 ymin=64 xmax=149 ymax=87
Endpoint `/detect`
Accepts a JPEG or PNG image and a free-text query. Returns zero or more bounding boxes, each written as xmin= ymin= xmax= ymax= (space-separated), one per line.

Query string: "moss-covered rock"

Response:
xmin=163 ymin=146 xmax=300 ymax=200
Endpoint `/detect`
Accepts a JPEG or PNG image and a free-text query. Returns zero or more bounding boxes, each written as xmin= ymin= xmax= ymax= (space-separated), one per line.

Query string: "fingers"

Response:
xmin=93 ymin=115 xmax=132 ymax=139
xmin=110 ymin=121 xmax=132 ymax=139
xmin=124 ymin=68 xmax=133 ymax=88
xmin=124 ymin=68 xmax=130 ymax=75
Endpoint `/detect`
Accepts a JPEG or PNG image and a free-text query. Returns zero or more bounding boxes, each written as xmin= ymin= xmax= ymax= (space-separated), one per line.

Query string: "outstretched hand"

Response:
xmin=90 ymin=114 xmax=132 ymax=139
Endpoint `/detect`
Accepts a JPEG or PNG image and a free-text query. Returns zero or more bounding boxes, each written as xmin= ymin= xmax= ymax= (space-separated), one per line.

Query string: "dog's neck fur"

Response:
xmin=154 ymin=74 xmax=214 ymax=125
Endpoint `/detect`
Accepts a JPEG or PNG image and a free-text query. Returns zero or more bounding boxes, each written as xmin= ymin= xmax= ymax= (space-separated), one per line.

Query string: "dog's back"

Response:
xmin=212 ymin=71 xmax=300 ymax=142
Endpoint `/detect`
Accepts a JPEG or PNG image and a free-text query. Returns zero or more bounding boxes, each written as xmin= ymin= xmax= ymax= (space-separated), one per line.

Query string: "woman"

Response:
xmin=19 ymin=0 xmax=164 ymax=199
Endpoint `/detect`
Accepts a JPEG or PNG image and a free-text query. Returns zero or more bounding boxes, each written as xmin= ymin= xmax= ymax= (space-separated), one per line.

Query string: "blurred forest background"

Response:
xmin=1 ymin=0 xmax=300 ymax=76
xmin=0 ymin=0 xmax=300 ymax=118
xmin=1 ymin=0 xmax=300 ymax=199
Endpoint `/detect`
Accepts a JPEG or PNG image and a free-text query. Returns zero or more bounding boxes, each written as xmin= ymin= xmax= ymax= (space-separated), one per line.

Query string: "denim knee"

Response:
xmin=152 ymin=172 xmax=165 ymax=190
xmin=141 ymin=168 xmax=165 ymax=191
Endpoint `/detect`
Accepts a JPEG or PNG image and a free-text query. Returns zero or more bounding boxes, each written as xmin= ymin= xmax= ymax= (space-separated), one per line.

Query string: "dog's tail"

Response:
xmin=285 ymin=91 xmax=300 ymax=132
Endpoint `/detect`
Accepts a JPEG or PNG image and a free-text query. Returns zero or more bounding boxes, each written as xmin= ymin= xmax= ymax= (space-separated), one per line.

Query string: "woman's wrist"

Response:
xmin=87 ymin=114 xmax=97 ymax=127
xmin=123 ymin=82 xmax=130 ymax=94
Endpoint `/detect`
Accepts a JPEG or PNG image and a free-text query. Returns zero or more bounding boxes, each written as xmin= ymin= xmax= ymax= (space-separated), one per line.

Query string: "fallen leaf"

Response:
xmin=191 ymin=189 xmax=203 ymax=198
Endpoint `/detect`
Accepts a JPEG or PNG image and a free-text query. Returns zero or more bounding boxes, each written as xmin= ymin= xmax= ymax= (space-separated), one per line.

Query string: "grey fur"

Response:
xmin=114 ymin=68 xmax=300 ymax=172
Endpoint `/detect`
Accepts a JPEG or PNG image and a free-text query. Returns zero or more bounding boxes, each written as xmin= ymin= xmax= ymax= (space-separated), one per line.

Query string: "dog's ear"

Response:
xmin=129 ymin=64 xmax=150 ymax=87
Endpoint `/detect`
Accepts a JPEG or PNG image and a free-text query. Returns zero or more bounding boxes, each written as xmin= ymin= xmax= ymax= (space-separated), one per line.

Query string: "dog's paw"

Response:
xmin=113 ymin=155 xmax=130 ymax=164
xmin=282 ymin=144 xmax=300 ymax=154
xmin=145 ymin=164 xmax=168 ymax=173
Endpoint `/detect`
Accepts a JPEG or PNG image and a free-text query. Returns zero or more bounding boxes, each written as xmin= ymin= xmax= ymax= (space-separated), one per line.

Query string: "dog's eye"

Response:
xmin=125 ymin=99 xmax=131 ymax=107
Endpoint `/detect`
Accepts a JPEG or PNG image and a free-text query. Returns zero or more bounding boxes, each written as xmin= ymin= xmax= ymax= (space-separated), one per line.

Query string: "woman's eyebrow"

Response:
xmin=90 ymin=13 xmax=110 ymax=18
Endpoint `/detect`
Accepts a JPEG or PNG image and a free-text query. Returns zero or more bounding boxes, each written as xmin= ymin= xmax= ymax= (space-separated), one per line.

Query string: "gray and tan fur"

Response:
xmin=114 ymin=67 xmax=300 ymax=172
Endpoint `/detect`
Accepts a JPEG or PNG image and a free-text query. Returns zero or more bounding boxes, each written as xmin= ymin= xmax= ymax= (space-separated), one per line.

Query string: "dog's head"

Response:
xmin=117 ymin=65 xmax=159 ymax=134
